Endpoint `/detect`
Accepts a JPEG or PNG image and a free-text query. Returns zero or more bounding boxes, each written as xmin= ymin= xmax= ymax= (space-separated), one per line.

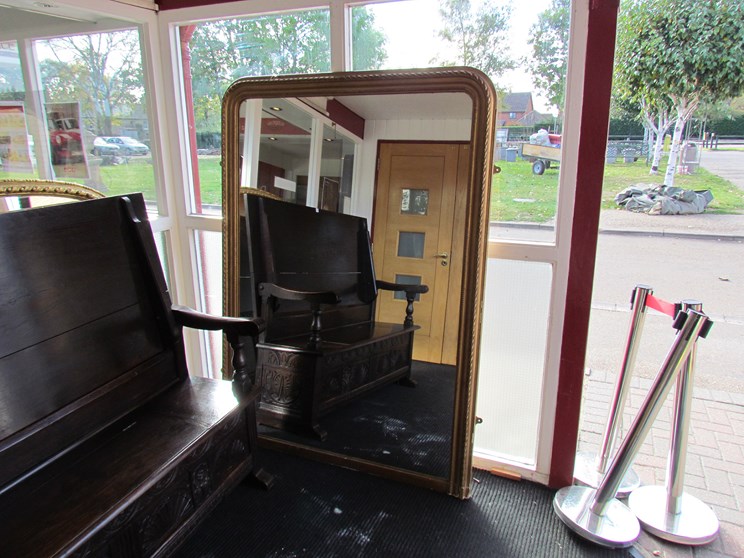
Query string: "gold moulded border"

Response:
xmin=0 ymin=179 xmax=104 ymax=201
xmin=221 ymin=67 xmax=496 ymax=499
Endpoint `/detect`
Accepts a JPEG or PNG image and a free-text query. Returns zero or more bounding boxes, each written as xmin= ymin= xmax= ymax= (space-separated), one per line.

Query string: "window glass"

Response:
xmin=0 ymin=42 xmax=37 ymax=178
xmin=178 ymin=9 xmax=331 ymax=215
xmin=194 ymin=229 xmax=223 ymax=378
xmin=352 ymin=0 xmax=568 ymax=243
xmin=475 ymin=258 xmax=552 ymax=465
xmin=30 ymin=30 xmax=158 ymax=205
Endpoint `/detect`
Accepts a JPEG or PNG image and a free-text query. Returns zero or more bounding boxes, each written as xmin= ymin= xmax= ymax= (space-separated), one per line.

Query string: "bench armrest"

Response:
xmin=376 ymin=280 xmax=429 ymax=328
xmin=258 ymin=282 xmax=341 ymax=305
xmin=172 ymin=305 xmax=265 ymax=397
xmin=172 ymin=305 xmax=265 ymax=337
xmin=376 ymin=280 xmax=429 ymax=296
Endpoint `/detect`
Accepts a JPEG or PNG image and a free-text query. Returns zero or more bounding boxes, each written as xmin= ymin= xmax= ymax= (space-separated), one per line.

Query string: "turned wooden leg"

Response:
xmin=309 ymin=305 xmax=322 ymax=349
xmin=404 ymin=294 xmax=415 ymax=328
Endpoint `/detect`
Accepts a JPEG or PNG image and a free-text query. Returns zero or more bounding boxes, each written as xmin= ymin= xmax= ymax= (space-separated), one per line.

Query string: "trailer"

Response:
xmin=520 ymin=142 xmax=561 ymax=175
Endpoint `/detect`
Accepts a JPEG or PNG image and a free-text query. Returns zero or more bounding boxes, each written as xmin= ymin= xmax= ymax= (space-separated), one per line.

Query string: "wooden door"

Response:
xmin=372 ymin=142 xmax=469 ymax=365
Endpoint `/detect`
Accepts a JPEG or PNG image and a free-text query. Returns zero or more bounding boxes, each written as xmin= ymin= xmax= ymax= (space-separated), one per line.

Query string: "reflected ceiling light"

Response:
xmin=269 ymin=106 xmax=283 ymax=112
xmin=268 ymin=137 xmax=278 ymax=141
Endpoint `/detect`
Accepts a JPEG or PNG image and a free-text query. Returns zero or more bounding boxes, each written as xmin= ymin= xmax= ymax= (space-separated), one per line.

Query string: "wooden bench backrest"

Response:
xmin=241 ymin=195 xmax=378 ymax=339
xmin=0 ymin=194 xmax=184 ymax=490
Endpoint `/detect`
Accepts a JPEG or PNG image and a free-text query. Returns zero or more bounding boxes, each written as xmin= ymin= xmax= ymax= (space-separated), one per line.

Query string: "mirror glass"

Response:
xmin=223 ymin=69 xmax=495 ymax=496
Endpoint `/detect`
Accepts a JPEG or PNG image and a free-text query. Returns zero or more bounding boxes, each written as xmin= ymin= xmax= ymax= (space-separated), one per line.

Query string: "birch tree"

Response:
xmin=616 ymin=0 xmax=744 ymax=187
xmin=640 ymin=95 xmax=674 ymax=174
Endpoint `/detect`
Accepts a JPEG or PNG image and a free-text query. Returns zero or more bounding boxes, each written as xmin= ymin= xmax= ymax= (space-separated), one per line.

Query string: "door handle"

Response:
xmin=435 ymin=252 xmax=449 ymax=266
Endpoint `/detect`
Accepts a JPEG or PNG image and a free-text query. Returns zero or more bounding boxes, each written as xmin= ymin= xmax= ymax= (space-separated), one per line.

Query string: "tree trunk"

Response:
xmin=650 ymin=113 xmax=673 ymax=174
xmin=663 ymin=97 xmax=698 ymax=187
xmin=663 ymin=118 xmax=686 ymax=186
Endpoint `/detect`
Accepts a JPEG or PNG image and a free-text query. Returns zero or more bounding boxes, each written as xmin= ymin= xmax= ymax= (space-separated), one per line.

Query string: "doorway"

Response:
xmin=372 ymin=141 xmax=469 ymax=365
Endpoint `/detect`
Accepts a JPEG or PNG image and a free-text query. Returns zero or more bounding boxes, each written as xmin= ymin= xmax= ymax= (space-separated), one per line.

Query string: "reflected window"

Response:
xmin=393 ymin=274 xmax=423 ymax=301
xmin=397 ymin=231 xmax=425 ymax=259
xmin=401 ymin=188 xmax=429 ymax=215
xmin=250 ymin=98 xmax=313 ymax=205
xmin=319 ymin=124 xmax=355 ymax=213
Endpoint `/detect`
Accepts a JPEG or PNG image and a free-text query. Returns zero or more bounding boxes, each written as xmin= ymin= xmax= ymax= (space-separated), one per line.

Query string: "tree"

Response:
xmin=187 ymin=10 xmax=386 ymax=132
xmin=527 ymin=0 xmax=570 ymax=116
xmin=0 ymin=46 xmax=24 ymax=102
xmin=40 ymin=31 xmax=143 ymax=136
xmin=616 ymin=0 xmax=744 ymax=187
xmin=431 ymin=0 xmax=515 ymax=85
xmin=350 ymin=6 xmax=387 ymax=71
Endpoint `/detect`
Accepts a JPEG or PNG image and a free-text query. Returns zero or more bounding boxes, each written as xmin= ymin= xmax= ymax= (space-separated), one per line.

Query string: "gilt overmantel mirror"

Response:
xmin=222 ymin=68 xmax=495 ymax=498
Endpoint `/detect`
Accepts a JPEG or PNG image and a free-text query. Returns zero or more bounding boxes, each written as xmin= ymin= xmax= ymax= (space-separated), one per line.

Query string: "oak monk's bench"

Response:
xmin=0 ymin=194 xmax=269 ymax=558
xmin=239 ymin=193 xmax=429 ymax=441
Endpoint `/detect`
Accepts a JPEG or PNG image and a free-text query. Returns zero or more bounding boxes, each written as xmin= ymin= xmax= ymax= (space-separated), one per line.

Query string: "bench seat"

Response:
xmin=0 ymin=379 xmax=259 ymax=558
xmin=0 ymin=194 xmax=268 ymax=558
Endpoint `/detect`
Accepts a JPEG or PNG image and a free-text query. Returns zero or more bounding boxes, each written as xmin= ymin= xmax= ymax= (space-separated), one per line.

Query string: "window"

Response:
xmin=177 ymin=9 xmax=332 ymax=216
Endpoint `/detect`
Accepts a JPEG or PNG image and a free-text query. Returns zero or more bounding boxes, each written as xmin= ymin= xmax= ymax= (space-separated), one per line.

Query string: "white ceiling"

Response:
xmin=337 ymin=92 xmax=472 ymax=121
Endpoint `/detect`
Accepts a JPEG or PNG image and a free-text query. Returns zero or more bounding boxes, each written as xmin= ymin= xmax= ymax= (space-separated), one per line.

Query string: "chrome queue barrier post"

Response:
xmin=574 ymin=284 xmax=651 ymax=497
xmin=554 ymin=309 xmax=711 ymax=548
xmin=629 ymin=301 xmax=719 ymax=545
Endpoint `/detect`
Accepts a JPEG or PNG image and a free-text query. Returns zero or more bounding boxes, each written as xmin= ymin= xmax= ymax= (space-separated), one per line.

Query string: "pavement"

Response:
xmin=576 ymin=147 xmax=744 ymax=557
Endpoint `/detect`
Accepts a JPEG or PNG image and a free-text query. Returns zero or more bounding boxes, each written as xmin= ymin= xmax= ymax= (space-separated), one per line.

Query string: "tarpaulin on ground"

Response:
xmin=614 ymin=184 xmax=714 ymax=215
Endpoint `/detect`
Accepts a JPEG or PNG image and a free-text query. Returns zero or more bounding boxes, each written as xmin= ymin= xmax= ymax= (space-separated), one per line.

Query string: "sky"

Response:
xmin=366 ymin=0 xmax=555 ymax=113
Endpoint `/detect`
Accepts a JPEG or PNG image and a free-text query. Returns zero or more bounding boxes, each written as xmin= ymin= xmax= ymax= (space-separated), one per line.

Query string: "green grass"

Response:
xmin=490 ymin=160 xmax=559 ymax=222
xmin=195 ymin=156 xmax=222 ymax=205
xmin=5 ymin=154 xmax=743 ymax=222
xmin=492 ymin=157 xmax=744 ymax=223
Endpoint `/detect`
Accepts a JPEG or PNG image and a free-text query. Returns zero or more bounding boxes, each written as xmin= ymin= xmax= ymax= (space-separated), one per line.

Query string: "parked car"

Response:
xmin=91 ymin=136 xmax=121 ymax=156
xmin=102 ymin=136 xmax=150 ymax=156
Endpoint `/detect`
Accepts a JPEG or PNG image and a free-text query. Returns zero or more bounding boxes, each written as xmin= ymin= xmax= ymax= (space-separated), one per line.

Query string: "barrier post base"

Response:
xmin=553 ymin=486 xmax=640 ymax=548
xmin=573 ymin=450 xmax=641 ymax=498
xmin=628 ymin=485 xmax=719 ymax=545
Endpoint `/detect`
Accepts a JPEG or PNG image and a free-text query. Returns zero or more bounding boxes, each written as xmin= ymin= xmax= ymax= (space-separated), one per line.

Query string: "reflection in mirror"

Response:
xmin=223 ymin=70 xmax=495 ymax=497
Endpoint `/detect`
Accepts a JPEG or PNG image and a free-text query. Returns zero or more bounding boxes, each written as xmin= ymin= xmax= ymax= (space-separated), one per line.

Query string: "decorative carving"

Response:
xmin=0 ymin=179 xmax=104 ymax=201
xmin=141 ymin=490 xmax=195 ymax=556
xmin=258 ymin=366 xmax=302 ymax=407
xmin=190 ymin=462 xmax=212 ymax=506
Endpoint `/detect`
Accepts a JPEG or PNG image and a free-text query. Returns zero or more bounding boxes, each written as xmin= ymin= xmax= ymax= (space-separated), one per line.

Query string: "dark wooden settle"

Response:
xmin=0 ymin=194 xmax=268 ymax=558
xmin=241 ymin=194 xmax=428 ymax=440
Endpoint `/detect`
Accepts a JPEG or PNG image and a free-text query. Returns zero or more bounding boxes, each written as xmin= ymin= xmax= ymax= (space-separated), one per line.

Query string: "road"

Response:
xmin=585 ymin=231 xmax=744 ymax=394
xmin=700 ymin=147 xmax=744 ymax=191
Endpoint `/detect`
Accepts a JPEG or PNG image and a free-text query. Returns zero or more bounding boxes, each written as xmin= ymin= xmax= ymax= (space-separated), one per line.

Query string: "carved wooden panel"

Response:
xmin=69 ymin=407 xmax=251 ymax=558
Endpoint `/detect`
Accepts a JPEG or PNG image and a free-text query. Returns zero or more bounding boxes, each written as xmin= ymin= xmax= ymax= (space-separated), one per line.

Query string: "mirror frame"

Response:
xmin=222 ymin=68 xmax=495 ymax=498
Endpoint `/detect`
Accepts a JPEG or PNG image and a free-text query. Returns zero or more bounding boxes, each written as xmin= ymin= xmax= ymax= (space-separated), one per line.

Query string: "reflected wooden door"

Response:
xmin=372 ymin=142 xmax=469 ymax=365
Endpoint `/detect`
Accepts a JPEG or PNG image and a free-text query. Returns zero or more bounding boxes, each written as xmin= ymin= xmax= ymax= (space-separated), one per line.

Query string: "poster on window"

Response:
xmin=0 ymin=102 xmax=34 ymax=174
xmin=46 ymin=101 xmax=89 ymax=179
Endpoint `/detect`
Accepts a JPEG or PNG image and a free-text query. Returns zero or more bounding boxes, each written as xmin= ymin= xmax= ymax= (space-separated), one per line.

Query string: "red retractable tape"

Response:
xmin=645 ymin=294 xmax=677 ymax=318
